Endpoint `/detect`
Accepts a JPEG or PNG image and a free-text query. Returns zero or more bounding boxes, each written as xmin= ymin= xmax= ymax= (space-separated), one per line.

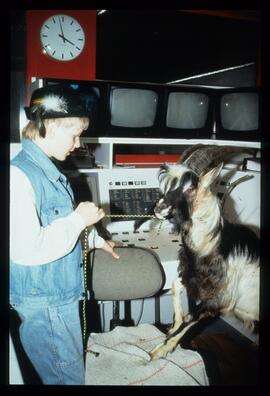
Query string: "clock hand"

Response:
xmin=59 ymin=18 xmax=66 ymax=43
xmin=58 ymin=34 xmax=75 ymax=46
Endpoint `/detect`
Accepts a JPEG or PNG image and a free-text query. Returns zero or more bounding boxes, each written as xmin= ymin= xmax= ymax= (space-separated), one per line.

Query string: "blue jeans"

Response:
xmin=14 ymin=300 xmax=85 ymax=385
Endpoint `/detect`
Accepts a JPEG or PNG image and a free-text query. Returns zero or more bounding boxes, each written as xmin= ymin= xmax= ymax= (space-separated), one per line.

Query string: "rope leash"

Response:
xmin=105 ymin=214 xmax=156 ymax=218
xmin=83 ymin=227 xmax=89 ymax=346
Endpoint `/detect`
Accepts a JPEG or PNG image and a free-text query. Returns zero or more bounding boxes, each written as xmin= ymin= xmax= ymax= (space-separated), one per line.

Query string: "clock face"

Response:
xmin=40 ymin=14 xmax=85 ymax=61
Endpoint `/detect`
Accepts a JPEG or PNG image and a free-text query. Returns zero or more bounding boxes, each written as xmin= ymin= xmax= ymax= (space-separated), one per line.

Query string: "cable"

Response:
xmin=164 ymin=356 xmax=204 ymax=385
xmin=221 ymin=174 xmax=253 ymax=209
xmin=135 ymin=299 xmax=145 ymax=326
xmin=101 ymin=302 xmax=105 ymax=332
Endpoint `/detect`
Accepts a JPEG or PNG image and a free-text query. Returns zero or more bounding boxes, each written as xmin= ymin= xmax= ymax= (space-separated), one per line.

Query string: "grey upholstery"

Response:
xmin=89 ymin=247 xmax=165 ymax=301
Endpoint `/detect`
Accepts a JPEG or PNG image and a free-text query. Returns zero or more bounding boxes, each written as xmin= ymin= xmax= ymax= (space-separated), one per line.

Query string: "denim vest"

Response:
xmin=10 ymin=139 xmax=84 ymax=308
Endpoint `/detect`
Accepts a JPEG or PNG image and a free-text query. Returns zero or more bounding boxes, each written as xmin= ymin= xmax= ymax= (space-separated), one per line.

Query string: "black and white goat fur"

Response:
xmin=149 ymin=162 xmax=260 ymax=361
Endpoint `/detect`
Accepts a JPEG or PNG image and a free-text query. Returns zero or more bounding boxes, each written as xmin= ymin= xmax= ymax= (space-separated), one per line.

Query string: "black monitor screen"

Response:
xmin=220 ymin=92 xmax=258 ymax=131
xmin=163 ymin=87 xmax=213 ymax=138
xmin=166 ymin=92 xmax=210 ymax=129
xmin=110 ymin=87 xmax=158 ymax=128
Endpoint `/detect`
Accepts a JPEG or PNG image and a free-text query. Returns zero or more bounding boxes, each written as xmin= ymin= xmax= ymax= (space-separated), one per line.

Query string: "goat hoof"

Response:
xmin=149 ymin=344 xmax=168 ymax=361
xmin=148 ymin=351 xmax=158 ymax=361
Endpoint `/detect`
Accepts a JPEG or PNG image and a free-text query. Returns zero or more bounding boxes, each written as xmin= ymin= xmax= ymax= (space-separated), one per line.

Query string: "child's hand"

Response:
xmin=101 ymin=240 xmax=120 ymax=259
xmin=75 ymin=202 xmax=105 ymax=226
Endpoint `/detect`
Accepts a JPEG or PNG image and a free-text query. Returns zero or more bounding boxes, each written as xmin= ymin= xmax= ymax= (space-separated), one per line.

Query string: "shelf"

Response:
xmin=81 ymin=137 xmax=261 ymax=149
xmin=80 ymin=137 xmax=261 ymax=170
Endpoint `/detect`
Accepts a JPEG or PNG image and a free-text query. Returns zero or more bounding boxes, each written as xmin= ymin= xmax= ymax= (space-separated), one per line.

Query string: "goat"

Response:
xmin=134 ymin=144 xmax=256 ymax=233
xmin=149 ymin=161 xmax=260 ymax=361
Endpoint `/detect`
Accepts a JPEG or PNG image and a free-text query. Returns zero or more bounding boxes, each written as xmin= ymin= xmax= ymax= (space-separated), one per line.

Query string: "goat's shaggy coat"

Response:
xmin=149 ymin=163 xmax=260 ymax=361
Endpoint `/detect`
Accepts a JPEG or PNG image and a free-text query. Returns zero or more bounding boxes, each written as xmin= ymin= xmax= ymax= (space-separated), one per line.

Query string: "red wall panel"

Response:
xmin=26 ymin=10 xmax=96 ymax=100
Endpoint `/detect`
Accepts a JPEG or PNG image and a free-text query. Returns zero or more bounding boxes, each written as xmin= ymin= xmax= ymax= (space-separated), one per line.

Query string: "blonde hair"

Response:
xmin=21 ymin=117 xmax=89 ymax=139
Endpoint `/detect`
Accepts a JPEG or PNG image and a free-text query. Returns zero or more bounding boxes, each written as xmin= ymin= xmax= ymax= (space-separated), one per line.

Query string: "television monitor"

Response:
xmin=110 ymin=88 xmax=157 ymax=127
xmin=103 ymin=82 xmax=164 ymax=138
xmin=215 ymin=87 xmax=260 ymax=141
xmin=163 ymin=86 xmax=214 ymax=138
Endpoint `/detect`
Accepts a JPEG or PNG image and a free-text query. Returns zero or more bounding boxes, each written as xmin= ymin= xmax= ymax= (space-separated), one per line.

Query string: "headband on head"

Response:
xmin=25 ymin=85 xmax=90 ymax=121
xmin=24 ymin=84 xmax=93 ymax=137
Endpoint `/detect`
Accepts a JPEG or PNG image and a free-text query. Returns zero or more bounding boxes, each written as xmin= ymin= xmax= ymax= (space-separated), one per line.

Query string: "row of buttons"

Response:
xmin=109 ymin=181 xmax=147 ymax=186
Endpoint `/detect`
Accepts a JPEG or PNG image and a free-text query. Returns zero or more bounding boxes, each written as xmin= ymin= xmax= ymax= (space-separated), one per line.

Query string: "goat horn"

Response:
xmin=182 ymin=145 xmax=256 ymax=175
xmin=178 ymin=144 xmax=208 ymax=164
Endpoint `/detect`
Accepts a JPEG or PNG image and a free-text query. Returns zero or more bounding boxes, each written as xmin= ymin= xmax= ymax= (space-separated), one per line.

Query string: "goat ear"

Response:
xmin=160 ymin=162 xmax=169 ymax=172
xmin=200 ymin=162 xmax=224 ymax=188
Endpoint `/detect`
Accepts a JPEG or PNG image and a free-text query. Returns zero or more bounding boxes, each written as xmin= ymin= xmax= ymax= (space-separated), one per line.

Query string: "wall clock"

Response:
xmin=26 ymin=10 xmax=96 ymax=99
xmin=40 ymin=14 xmax=86 ymax=61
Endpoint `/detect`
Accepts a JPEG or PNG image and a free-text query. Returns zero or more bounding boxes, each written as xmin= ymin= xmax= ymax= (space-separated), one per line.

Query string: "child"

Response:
xmin=10 ymin=84 xmax=119 ymax=385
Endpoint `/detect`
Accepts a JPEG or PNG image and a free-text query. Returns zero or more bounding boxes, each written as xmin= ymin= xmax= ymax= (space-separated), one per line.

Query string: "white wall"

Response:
xmin=10 ymin=143 xmax=22 ymax=160
xmin=9 ymin=334 xmax=24 ymax=384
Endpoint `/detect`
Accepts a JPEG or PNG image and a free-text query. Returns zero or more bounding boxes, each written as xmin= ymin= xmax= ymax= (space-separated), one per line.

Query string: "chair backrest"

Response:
xmin=88 ymin=247 xmax=165 ymax=301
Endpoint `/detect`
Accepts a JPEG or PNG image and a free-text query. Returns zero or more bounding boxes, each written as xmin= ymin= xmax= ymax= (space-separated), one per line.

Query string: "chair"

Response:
xmin=88 ymin=246 xmax=166 ymax=330
xmin=85 ymin=246 xmax=210 ymax=386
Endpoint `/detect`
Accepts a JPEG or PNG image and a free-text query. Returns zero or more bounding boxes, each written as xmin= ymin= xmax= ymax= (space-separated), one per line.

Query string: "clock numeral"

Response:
xmin=52 ymin=17 xmax=56 ymax=24
xmin=70 ymin=52 xmax=74 ymax=58
xmin=78 ymin=38 xmax=83 ymax=41
xmin=76 ymin=28 xmax=81 ymax=32
xmin=70 ymin=20 xmax=74 ymax=26
xmin=62 ymin=16 xmax=64 ymax=22
xmin=42 ymin=35 xmax=48 ymax=38
xmin=52 ymin=50 xmax=56 ymax=56
xmin=44 ymin=24 xmax=50 ymax=30
xmin=76 ymin=46 xmax=81 ymax=51
xmin=62 ymin=53 xmax=64 ymax=59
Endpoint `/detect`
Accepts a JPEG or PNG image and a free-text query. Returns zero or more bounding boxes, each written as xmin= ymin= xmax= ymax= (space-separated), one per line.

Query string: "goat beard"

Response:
xmin=172 ymin=197 xmax=192 ymax=234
